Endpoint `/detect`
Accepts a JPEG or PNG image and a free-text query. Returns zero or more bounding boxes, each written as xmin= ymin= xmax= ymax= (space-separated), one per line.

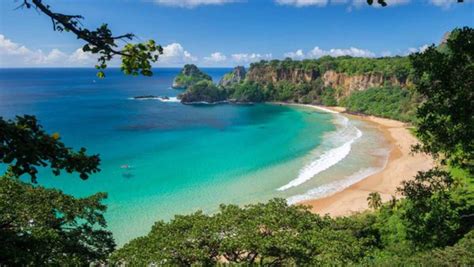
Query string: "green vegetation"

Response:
xmin=214 ymin=55 xmax=414 ymax=106
xmin=321 ymin=87 xmax=337 ymax=106
xmin=251 ymin=55 xmax=412 ymax=80
xmin=179 ymin=80 xmax=227 ymax=103
xmin=227 ymin=81 xmax=265 ymax=102
xmin=410 ymin=27 xmax=474 ymax=174
xmin=111 ymin=174 xmax=473 ymax=265
xmin=0 ymin=177 xmax=114 ymax=265
xmin=111 ymin=199 xmax=376 ymax=265
xmin=173 ymin=64 xmax=212 ymax=89
xmin=339 ymin=86 xmax=418 ymax=121
xmin=0 ymin=116 xmax=114 ymax=265
xmin=0 ymin=115 xmax=100 ymax=183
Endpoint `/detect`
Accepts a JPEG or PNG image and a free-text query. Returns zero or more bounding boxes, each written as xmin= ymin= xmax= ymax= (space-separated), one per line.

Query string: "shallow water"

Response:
xmin=0 ymin=68 xmax=390 ymax=245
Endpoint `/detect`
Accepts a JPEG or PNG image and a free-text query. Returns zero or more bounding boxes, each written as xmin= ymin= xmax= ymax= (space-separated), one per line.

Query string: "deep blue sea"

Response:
xmin=0 ymin=68 xmax=390 ymax=245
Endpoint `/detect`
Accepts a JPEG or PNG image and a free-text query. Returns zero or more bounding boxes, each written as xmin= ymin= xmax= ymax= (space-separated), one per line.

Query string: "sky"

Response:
xmin=0 ymin=0 xmax=473 ymax=67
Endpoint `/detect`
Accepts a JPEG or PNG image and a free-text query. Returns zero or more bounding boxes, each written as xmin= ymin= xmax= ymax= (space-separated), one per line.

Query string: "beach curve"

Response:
xmin=284 ymin=104 xmax=434 ymax=217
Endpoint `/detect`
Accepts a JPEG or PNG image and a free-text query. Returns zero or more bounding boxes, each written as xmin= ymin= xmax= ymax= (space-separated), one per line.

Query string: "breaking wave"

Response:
xmin=278 ymin=115 xmax=362 ymax=191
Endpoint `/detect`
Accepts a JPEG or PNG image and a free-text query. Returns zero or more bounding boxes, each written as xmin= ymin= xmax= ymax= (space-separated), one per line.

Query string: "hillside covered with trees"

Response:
xmin=177 ymin=53 xmax=419 ymax=121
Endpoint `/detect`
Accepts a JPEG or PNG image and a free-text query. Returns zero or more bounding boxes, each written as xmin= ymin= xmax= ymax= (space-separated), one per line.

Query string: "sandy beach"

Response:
xmin=295 ymin=104 xmax=434 ymax=217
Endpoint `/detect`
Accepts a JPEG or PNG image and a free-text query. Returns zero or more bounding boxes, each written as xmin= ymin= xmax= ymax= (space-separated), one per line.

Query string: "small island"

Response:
xmin=172 ymin=64 xmax=212 ymax=89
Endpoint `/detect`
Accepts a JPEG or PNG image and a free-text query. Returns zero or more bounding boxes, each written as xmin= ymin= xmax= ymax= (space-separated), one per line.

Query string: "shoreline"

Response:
xmin=286 ymin=103 xmax=434 ymax=217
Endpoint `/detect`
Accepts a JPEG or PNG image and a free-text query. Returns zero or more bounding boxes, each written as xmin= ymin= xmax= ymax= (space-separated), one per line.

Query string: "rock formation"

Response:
xmin=172 ymin=64 xmax=212 ymax=89
xmin=219 ymin=66 xmax=247 ymax=88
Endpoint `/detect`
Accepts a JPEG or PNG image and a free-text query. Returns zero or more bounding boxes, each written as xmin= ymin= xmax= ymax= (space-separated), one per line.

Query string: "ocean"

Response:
xmin=0 ymin=68 xmax=390 ymax=245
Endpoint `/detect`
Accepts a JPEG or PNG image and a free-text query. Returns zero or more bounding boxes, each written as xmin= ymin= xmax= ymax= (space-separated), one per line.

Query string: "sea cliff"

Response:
xmin=173 ymin=56 xmax=416 ymax=119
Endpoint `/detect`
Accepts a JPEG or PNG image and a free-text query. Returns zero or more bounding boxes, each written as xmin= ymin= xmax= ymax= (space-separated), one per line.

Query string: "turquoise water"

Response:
xmin=3 ymin=68 xmax=379 ymax=244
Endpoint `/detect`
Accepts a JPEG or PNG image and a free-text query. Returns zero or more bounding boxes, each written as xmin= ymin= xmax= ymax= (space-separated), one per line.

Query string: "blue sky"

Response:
xmin=0 ymin=0 xmax=472 ymax=67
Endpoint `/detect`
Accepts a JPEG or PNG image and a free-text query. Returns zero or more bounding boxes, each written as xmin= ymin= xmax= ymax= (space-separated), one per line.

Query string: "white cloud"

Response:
xmin=284 ymin=49 xmax=305 ymax=59
xmin=406 ymin=44 xmax=429 ymax=55
xmin=0 ymin=34 xmax=81 ymax=67
xmin=69 ymin=48 xmax=97 ymax=65
xmin=160 ymin=43 xmax=197 ymax=64
xmin=0 ymin=34 xmax=106 ymax=67
xmin=0 ymin=34 xmax=31 ymax=56
xmin=285 ymin=46 xmax=375 ymax=59
xmin=204 ymin=52 xmax=227 ymax=62
xmin=429 ymin=0 xmax=455 ymax=8
xmin=231 ymin=53 xmax=272 ymax=63
xmin=276 ymin=0 xmax=329 ymax=7
xmin=275 ymin=0 xmax=410 ymax=8
xmin=0 ymin=34 xmax=201 ymax=67
xmin=153 ymin=0 xmax=239 ymax=8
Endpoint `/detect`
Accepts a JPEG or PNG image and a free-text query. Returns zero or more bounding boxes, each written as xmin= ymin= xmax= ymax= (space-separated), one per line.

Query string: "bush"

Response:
xmin=339 ymin=86 xmax=417 ymax=121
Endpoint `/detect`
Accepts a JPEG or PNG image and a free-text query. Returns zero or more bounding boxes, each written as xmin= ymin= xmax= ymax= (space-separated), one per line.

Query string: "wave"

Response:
xmin=286 ymin=167 xmax=384 ymax=205
xmin=159 ymin=97 xmax=180 ymax=103
xmin=128 ymin=96 xmax=180 ymax=103
xmin=277 ymin=115 xmax=362 ymax=191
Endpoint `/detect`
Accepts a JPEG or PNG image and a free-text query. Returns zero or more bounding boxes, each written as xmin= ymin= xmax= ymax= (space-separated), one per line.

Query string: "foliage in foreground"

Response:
xmin=111 ymin=199 xmax=374 ymax=265
xmin=111 ymin=169 xmax=473 ymax=265
xmin=0 ymin=115 xmax=113 ymax=265
xmin=0 ymin=176 xmax=115 ymax=265
xmin=410 ymin=26 xmax=474 ymax=174
xmin=0 ymin=115 xmax=100 ymax=183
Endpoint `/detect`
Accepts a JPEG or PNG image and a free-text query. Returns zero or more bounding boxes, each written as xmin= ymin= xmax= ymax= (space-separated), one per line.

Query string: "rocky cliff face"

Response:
xmin=246 ymin=66 xmax=319 ymax=84
xmin=246 ymin=65 xmax=407 ymax=97
xmin=322 ymin=70 xmax=407 ymax=97
xmin=219 ymin=66 xmax=246 ymax=87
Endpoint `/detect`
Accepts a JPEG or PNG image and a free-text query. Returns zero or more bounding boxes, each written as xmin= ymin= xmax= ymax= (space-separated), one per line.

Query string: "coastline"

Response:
xmin=286 ymin=103 xmax=434 ymax=217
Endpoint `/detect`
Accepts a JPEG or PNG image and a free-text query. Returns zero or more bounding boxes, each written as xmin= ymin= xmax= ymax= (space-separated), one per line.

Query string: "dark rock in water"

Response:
xmin=179 ymin=80 xmax=227 ymax=104
xmin=133 ymin=95 xmax=171 ymax=100
xmin=172 ymin=64 xmax=212 ymax=89
xmin=133 ymin=95 xmax=158 ymax=99
xmin=219 ymin=66 xmax=246 ymax=88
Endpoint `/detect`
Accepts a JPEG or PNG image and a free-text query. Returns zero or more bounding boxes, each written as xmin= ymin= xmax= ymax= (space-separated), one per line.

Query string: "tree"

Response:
xmin=0 ymin=115 xmax=100 ymax=183
xmin=0 ymin=176 xmax=115 ymax=265
xmin=410 ymin=27 xmax=474 ymax=173
xmin=111 ymin=199 xmax=383 ymax=265
xmin=19 ymin=0 xmax=163 ymax=77
xmin=367 ymin=192 xmax=382 ymax=210
xmin=397 ymin=168 xmax=473 ymax=249
xmin=0 ymin=116 xmax=115 ymax=265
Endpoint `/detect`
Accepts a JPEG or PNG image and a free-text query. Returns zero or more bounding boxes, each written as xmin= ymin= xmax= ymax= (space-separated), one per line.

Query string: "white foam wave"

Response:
xmin=158 ymin=97 xmax=180 ymax=103
xmin=286 ymin=167 xmax=382 ymax=205
xmin=128 ymin=96 xmax=180 ymax=103
xmin=277 ymin=115 xmax=362 ymax=191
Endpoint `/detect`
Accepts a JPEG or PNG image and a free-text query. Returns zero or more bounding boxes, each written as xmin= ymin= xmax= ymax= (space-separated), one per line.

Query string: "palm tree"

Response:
xmin=367 ymin=192 xmax=382 ymax=210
